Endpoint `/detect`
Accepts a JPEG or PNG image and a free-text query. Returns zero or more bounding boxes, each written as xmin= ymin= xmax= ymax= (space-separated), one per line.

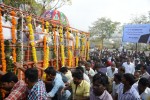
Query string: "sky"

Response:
xmin=58 ymin=0 xmax=150 ymax=32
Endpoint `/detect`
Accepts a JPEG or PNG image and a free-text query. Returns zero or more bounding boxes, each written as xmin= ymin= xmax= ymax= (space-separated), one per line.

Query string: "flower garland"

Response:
xmin=43 ymin=21 xmax=49 ymax=69
xmin=53 ymin=26 xmax=57 ymax=58
xmin=66 ymin=28 xmax=72 ymax=67
xmin=75 ymin=31 xmax=79 ymax=67
xmin=81 ymin=34 xmax=85 ymax=57
xmin=86 ymin=34 xmax=90 ymax=60
xmin=11 ymin=11 xmax=17 ymax=63
xmin=59 ymin=26 xmax=65 ymax=67
xmin=26 ymin=16 xmax=37 ymax=63
xmin=0 ymin=8 xmax=6 ymax=72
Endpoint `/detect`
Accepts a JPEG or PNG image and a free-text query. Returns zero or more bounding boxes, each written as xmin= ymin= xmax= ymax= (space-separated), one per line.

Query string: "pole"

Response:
xmin=136 ymin=43 xmax=138 ymax=52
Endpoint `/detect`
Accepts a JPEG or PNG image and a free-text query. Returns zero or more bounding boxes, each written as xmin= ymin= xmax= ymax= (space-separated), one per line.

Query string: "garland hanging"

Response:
xmin=75 ymin=31 xmax=79 ymax=67
xmin=11 ymin=11 xmax=17 ymax=63
xmin=26 ymin=16 xmax=37 ymax=63
xmin=59 ymin=26 xmax=65 ymax=67
xmin=66 ymin=28 xmax=72 ymax=67
xmin=43 ymin=21 xmax=49 ymax=68
xmin=81 ymin=34 xmax=85 ymax=57
xmin=0 ymin=8 xmax=6 ymax=72
xmin=53 ymin=26 xmax=57 ymax=58
xmin=86 ymin=34 xmax=90 ymax=60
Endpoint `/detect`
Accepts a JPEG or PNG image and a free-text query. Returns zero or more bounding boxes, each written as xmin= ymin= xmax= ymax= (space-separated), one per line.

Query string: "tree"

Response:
xmin=89 ymin=17 xmax=120 ymax=38
xmin=89 ymin=17 xmax=120 ymax=49
xmin=130 ymin=11 xmax=150 ymax=24
xmin=3 ymin=0 xmax=72 ymax=16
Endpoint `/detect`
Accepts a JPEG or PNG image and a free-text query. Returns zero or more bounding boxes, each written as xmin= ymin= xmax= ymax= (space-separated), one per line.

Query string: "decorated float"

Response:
xmin=0 ymin=4 xmax=90 ymax=78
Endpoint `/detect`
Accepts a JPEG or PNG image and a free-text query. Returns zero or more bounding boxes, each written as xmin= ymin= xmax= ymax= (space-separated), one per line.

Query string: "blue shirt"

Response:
xmin=28 ymin=80 xmax=47 ymax=100
xmin=47 ymin=73 xmax=70 ymax=100
xmin=117 ymin=83 xmax=140 ymax=100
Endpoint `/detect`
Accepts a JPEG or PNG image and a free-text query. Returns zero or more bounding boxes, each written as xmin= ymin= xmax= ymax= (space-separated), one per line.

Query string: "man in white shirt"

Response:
xmin=122 ymin=59 xmax=135 ymax=75
xmin=140 ymin=65 xmax=150 ymax=79
xmin=107 ymin=62 xmax=118 ymax=78
xmin=134 ymin=77 xmax=150 ymax=100
xmin=84 ymin=62 xmax=95 ymax=78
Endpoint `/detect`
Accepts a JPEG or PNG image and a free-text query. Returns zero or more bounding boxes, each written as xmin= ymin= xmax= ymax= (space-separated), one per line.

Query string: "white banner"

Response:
xmin=122 ymin=24 xmax=150 ymax=43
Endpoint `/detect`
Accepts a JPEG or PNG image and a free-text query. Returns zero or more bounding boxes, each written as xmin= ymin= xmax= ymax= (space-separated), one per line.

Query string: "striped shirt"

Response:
xmin=117 ymin=83 xmax=140 ymax=100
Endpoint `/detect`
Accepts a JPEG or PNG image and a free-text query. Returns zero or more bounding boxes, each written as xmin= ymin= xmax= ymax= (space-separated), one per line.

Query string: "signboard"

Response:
xmin=122 ymin=24 xmax=150 ymax=43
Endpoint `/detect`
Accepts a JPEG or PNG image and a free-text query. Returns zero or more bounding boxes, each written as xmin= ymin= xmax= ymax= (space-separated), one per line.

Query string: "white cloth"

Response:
xmin=122 ymin=62 xmax=135 ymax=74
xmin=112 ymin=82 xmax=122 ymax=97
xmin=134 ymin=84 xmax=150 ymax=100
xmin=106 ymin=66 xmax=118 ymax=78
xmin=83 ymin=73 xmax=90 ymax=84
xmin=85 ymin=68 xmax=95 ymax=77
xmin=141 ymin=72 xmax=150 ymax=79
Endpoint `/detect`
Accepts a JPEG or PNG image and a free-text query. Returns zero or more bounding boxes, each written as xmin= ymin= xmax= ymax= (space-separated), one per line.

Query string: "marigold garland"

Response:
xmin=43 ymin=21 xmax=50 ymax=69
xmin=75 ymin=31 xmax=79 ymax=67
xmin=11 ymin=11 xmax=17 ymax=63
xmin=66 ymin=28 xmax=72 ymax=67
xmin=26 ymin=16 xmax=37 ymax=63
xmin=59 ymin=26 xmax=65 ymax=66
xmin=0 ymin=8 xmax=6 ymax=72
xmin=86 ymin=34 xmax=90 ymax=60
xmin=81 ymin=35 xmax=85 ymax=57
xmin=53 ymin=27 xmax=57 ymax=58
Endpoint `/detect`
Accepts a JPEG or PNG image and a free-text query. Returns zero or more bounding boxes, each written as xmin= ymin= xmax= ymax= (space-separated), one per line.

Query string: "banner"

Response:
xmin=122 ymin=24 xmax=150 ymax=43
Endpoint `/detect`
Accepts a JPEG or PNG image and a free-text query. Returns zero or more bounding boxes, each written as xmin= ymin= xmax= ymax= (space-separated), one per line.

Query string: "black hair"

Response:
xmin=85 ymin=62 xmax=91 ymax=67
xmin=93 ymin=73 xmax=109 ymax=87
xmin=60 ymin=67 xmax=68 ymax=73
xmin=123 ymin=73 xmax=135 ymax=86
xmin=94 ymin=63 xmax=104 ymax=68
xmin=44 ymin=66 xmax=56 ymax=76
xmin=72 ymin=69 xmax=83 ymax=80
xmin=138 ymin=77 xmax=149 ymax=86
xmin=141 ymin=65 xmax=147 ymax=70
xmin=25 ymin=68 xmax=38 ymax=83
xmin=114 ymin=73 xmax=122 ymax=82
xmin=1 ymin=72 xmax=18 ymax=83
xmin=76 ymin=66 xmax=84 ymax=73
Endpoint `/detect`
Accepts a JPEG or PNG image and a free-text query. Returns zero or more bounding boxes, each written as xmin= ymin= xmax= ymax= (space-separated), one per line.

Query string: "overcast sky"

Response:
xmin=59 ymin=0 xmax=150 ymax=32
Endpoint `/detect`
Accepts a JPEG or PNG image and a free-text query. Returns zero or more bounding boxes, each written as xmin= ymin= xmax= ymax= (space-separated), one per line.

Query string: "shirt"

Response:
xmin=70 ymin=80 xmax=90 ymax=99
xmin=28 ymin=80 xmax=47 ymax=100
xmin=122 ymin=62 xmax=135 ymax=74
xmin=4 ymin=80 xmax=27 ymax=100
xmin=47 ymin=73 xmax=70 ymax=100
xmin=112 ymin=82 xmax=121 ymax=97
xmin=106 ymin=66 xmax=118 ymax=78
xmin=90 ymin=89 xmax=113 ymax=100
xmin=85 ymin=68 xmax=95 ymax=77
xmin=141 ymin=72 xmax=150 ymax=79
xmin=134 ymin=84 xmax=150 ymax=100
xmin=83 ymin=73 xmax=91 ymax=84
xmin=117 ymin=83 xmax=140 ymax=100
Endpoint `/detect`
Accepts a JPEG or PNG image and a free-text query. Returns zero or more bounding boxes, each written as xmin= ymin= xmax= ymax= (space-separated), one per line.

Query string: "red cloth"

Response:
xmin=4 ymin=80 xmax=27 ymax=100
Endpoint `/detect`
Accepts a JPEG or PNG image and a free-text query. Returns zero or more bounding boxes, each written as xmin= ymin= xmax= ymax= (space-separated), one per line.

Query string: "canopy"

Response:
xmin=42 ymin=10 xmax=69 ymax=26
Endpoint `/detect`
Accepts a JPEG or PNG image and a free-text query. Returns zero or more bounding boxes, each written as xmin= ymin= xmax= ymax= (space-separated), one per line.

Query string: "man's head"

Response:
xmin=114 ymin=73 xmax=122 ymax=83
xmin=78 ymin=61 xmax=85 ymax=67
xmin=127 ymin=58 xmax=131 ymax=65
xmin=118 ymin=67 xmax=125 ymax=74
xmin=138 ymin=77 xmax=149 ymax=94
xmin=140 ymin=65 xmax=147 ymax=74
xmin=25 ymin=68 xmax=38 ymax=89
xmin=121 ymin=73 xmax=135 ymax=86
xmin=93 ymin=73 xmax=109 ymax=96
xmin=111 ymin=62 xmax=116 ymax=70
xmin=60 ymin=67 xmax=68 ymax=75
xmin=1 ymin=72 xmax=18 ymax=91
xmin=76 ymin=66 xmax=84 ymax=74
xmin=134 ymin=71 xmax=141 ymax=81
xmin=72 ymin=69 xmax=83 ymax=85
xmin=85 ymin=62 xmax=91 ymax=71
xmin=44 ymin=67 xmax=56 ymax=81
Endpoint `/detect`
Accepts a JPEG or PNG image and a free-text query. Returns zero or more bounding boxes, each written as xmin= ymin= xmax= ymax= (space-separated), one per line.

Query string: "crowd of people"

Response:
xmin=0 ymin=49 xmax=150 ymax=100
